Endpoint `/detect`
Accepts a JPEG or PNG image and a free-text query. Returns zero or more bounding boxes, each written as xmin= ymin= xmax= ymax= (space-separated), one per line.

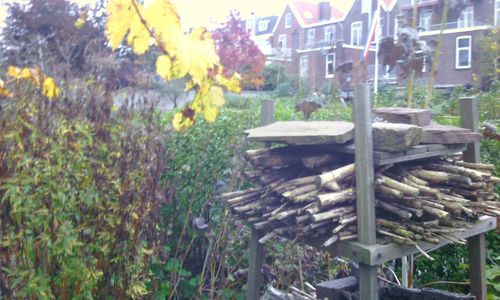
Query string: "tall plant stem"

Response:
xmin=424 ymin=0 xmax=449 ymax=108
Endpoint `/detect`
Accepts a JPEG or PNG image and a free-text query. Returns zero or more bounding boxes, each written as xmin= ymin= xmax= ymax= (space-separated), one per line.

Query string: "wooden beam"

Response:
xmin=353 ymin=84 xmax=378 ymax=300
xmin=246 ymin=229 xmax=264 ymax=300
xmin=460 ymin=96 xmax=486 ymax=300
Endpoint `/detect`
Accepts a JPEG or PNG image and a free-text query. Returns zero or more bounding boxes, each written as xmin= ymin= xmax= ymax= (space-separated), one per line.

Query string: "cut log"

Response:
xmin=373 ymin=107 xmax=432 ymax=126
xmin=376 ymin=200 xmax=413 ymax=219
xmin=425 ymin=163 xmax=484 ymax=181
xmin=454 ymin=161 xmax=496 ymax=171
xmin=317 ymin=163 xmax=355 ymax=191
xmin=422 ymin=206 xmax=450 ymax=219
xmin=302 ymin=153 xmax=347 ymax=169
xmin=310 ymin=206 xmax=355 ymax=223
xmin=372 ymin=122 xmax=423 ymax=152
xmin=410 ymin=169 xmax=449 ymax=184
xmin=317 ymin=188 xmax=355 ymax=207
xmin=282 ymin=184 xmax=319 ymax=199
xmin=377 ymin=175 xmax=420 ymax=196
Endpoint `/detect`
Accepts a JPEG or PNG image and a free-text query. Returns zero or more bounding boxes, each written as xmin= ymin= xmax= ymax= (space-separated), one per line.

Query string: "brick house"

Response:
xmin=270 ymin=0 xmax=498 ymax=91
xmin=246 ymin=15 xmax=279 ymax=58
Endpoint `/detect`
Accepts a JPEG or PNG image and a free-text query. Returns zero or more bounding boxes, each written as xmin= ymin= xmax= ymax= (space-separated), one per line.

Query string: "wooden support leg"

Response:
xmin=246 ymin=229 xmax=264 ymax=300
xmin=460 ymin=97 xmax=486 ymax=300
xmin=468 ymin=234 xmax=487 ymax=300
xmin=354 ymin=84 xmax=379 ymax=300
xmin=359 ymin=264 xmax=379 ymax=299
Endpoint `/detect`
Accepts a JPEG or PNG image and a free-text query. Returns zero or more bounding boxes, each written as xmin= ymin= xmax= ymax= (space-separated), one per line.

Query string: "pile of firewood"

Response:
xmin=223 ymin=146 xmax=500 ymax=257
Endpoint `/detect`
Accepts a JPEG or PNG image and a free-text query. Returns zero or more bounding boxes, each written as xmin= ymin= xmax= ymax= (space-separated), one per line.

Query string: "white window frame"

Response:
xmin=419 ymin=9 xmax=432 ymax=31
xmin=351 ymin=21 xmax=362 ymax=46
xmin=458 ymin=6 xmax=474 ymax=28
xmin=394 ymin=18 xmax=399 ymax=41
xmin=324 ymin=26 xmax=335 ymax=43
xmin=496 ymin=0 xmax=500 ymax=26
xmin=300 ymin=55 xmax=309 ymax=78
xmin=278 ymin=34 xmax=287 ymax=50
xmin=456 ymin=36 xmax=471 ymax=69
xmin=325 ymin=53 xmax=335 ymax=78
xmin=258 ymin=20 xmax=269 ymax=32
xmin=307 ymin=28 xmax=316 ymax=47
xmin=285 ymin=13 xmax=292 ymax=29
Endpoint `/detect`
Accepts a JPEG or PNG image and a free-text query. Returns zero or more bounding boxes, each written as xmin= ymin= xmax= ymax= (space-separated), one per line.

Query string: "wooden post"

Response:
xmin=260 ymin=99 xmax=275 ymax=127
xmin=353 ymin=84 xmax=378 ymax=300
xmin=460 ymin=96 xmax=486 ymax=300
xmin=246 ymin=100 xmax=275 ymax=300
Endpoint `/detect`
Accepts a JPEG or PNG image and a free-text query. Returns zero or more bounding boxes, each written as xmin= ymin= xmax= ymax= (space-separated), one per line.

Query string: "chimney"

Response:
xmin=319 ymin=2 xmax=331 ymax=21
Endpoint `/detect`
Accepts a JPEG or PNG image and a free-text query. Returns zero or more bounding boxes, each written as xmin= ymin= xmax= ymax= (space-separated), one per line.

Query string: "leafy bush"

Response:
xmin=273 ymin=81 xmax=296 ymax=98
xmin=0 ymin=75 xmax=167 ymax=299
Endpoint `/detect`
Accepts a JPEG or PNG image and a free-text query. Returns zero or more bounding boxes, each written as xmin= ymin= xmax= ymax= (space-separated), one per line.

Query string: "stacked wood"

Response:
xmin=224 ymin=145 xmax=500 ymax=255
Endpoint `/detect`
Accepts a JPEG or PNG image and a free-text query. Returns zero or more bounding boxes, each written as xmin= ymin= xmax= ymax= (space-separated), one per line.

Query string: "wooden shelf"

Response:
xmin=312 ymin=216 xmax=497 ymax=266
xmin=322 ymin=143 xmax=468 ymax=165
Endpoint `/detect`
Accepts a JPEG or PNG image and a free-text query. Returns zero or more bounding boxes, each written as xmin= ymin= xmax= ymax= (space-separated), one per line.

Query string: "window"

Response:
xmin=458 ymin=6 xmax=474 ymax=28
xmin=307 ymin=28 xmax=316 ymax=46
xmin=278 ymin=34 xmax=287 ymax=49
xmin=456 ymin=36 xmax=471 ymax=69
xmin=325 ymin=53 xmax=335 ymax=78
xmin=324 ymin=26 xmax=335 ymax=43
xmin=351 ymin=22 xmax=362 ymax=46
xmin=300 ymin=55 xmax=309 ymax=78
xmin=285 ymin=13 xmax=292 ymax=28
xmin=258 ymin=20 xmax=269 ymax=32
xmin=419 ymin=9 xmax=432 ymax=31
xmin=496 ymin=0 xmax=500 ymax=26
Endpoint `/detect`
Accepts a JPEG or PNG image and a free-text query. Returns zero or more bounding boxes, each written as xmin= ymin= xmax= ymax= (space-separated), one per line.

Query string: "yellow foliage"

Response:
xmin=42 ymin=77 xmax=61 ymax=100
xmin=155 ymin=55 xmax=171 ymax=80
xmin=105 ymin=0 xmax=241 ymax=131
xmin=0 ymin=79 xmax=12 ymax=97
xmin=74 ymin=17 xmax=86 ymax=29
xmin=3 ymin=66 xmax=60 ymax=100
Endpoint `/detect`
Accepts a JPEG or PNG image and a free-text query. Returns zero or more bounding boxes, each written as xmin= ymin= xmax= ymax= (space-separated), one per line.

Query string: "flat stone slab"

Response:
xmin=244 ymin=121 xmax=354 ymax=145
xmin=421 ymin=124 xmax=481 ymax=144
xmin=372 ymin=122 xmax=423 ymax=152
xmin=374 ymin=107 xmax=432 ymax=126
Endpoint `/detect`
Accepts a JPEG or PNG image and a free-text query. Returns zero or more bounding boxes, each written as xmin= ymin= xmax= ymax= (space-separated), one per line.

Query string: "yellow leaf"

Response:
xmin=127 ymin=11 xmax=151 ymax=55
xmin=206 ymin=86 xmax=224 ymax=106
xmin=106 ymin=0 xmax=135 ymax=50
xmin=155 ymin=55 xmax=171 ymax=80
xmin=42 ymin=77 xmax=60 ymax=100
xmin=75 ymin=17 xmax=86 ymax=29
xmin=172 ymin=111 xmax=195 ymax=132
xmin=203 ymin=105 xmax=218 ymax=123
xmin=227 ymin=73 xmax=241 ymax=93
xmin=7 ymin=66 xmax=21 ymax=77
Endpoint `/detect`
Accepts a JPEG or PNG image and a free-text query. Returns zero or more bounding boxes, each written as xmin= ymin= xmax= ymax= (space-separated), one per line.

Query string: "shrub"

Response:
xmin=0 ymin=74 xmax=167 ymax=299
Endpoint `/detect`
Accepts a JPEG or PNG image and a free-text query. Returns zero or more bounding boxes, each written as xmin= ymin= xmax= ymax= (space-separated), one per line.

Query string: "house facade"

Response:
xmin=269 ymin=0 xmax=498 ymax=90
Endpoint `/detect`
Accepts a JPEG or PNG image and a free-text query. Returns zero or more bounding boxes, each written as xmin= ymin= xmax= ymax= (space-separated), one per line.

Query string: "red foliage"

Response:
xmin=212 ymin=11 xmax=266 ymax=90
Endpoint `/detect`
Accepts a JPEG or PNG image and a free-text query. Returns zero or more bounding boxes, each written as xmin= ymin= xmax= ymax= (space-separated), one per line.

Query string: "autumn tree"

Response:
xmin=0 ymin=0 xmax=107 ymax=76
xmin=212 ymin=11 xmax=266 ymax=90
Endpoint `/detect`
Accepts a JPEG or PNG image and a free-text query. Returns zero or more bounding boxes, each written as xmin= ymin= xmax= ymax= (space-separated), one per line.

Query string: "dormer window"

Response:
xmin=258 ymin=20 xmax=269 ymax=32
xmin=285 ymin=13 xmax=292 ymax=28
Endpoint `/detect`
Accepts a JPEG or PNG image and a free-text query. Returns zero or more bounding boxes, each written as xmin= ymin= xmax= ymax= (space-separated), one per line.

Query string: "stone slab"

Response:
xmin=244 ymin=121 xmax=354 ymax=145
xmin=372 ymin=122 xmax=423 ymax=152
xmin=374 ymin=107 xmax=432 ymax=126
xmin=421 ymin=124 xmax=481 ymax=144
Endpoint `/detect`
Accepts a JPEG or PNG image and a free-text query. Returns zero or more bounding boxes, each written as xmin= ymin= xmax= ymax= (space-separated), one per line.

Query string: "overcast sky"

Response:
xmin=0 ymin=0 xmax=289 ymax=30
